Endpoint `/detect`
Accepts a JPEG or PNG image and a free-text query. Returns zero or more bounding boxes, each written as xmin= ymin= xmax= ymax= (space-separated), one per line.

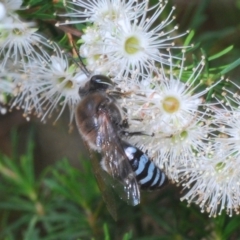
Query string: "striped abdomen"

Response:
xmin=123 ymin=142 xmax=167 ymax=190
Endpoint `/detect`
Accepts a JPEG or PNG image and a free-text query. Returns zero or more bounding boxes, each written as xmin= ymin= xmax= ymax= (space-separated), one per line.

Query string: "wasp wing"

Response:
xmin=90 ymin=152 xmax=118 ymax=221
xmin=96 ymin=112 xmax=140 ymax=206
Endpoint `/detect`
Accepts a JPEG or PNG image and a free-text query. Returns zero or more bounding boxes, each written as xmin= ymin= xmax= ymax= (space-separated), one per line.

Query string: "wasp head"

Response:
xmin=79 ymin=74 xmax=113 ymax=97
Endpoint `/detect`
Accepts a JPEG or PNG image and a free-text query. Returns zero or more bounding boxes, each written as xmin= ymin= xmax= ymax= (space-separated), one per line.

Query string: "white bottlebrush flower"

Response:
xmin=0 ymin=23 xmax=51 ymax=69
xmin=179 ymin=92 xmax=240 ymax=217
xmin=59 ymin=0 xmax=146 ymax=26
xmin=154 ymin=118 xmax=213 ymax=182
xmin=180 ymin=145 xmax=240 ymax=217
xmin=120 ymin=54 xmax=209 ymax=135
xmin=211 ymin=100 xmax=240 ymax=164
xmin=118 ymin=53 xmax=222 ymax=181
xmin=13 ymin=49 xmax=89 ymax=122
xmin=10 ymin=70 xmax=44 ymax=119
xmin=79 ymin=25 xmax=115 ymax=74
xmin=79 ymin=2 xmax=188 ymax=78
xmin=0 ymin=17 xmax=52 ymax=70
xmin=209 ymin=80 xmax=240 ymax=159
xmin=0 ymin=58 xmax=45 ymax=118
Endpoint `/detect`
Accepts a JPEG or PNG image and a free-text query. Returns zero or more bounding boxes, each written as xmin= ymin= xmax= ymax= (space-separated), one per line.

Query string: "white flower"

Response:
xmin=209 ymin=80 xmax=240 ymax=159
xmin=79 ymin=25 xmax=113 ymax=74
xmin=179 ymin=91 xmax=240 ymax=217
xmin=0 ymin=58 xmax=45 ymax=118
xmin=120 ymin=54 xmax=210 ymax=135
xmin=118 ymin=53 xmax=222 ymax=181
xmin=155 ymin=119 xmax=213 ymax=181
xmin=0 ymin=17 xmax=52 ymax=70
xmin=0 ymin=0 xmax=52 ymax=70
xmin=79 ymin=2 xmax=188 ymax=78
xmin=180 ymin=147 xmax=240 ymax=217
xmin=211 ymin=100 xmax=240 ymax=164
xmin=10 ymin=70 xmax=44 ymax=119
xmin=13 ymin=49 xmax=89 ymax=122
xmin=59 ymin=0 xmax=146 ymax=26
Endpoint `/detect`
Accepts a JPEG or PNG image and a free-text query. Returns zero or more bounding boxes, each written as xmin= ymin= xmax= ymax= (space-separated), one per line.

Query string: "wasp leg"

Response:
xmin=120 ymin=130 xmax=153 ymax=137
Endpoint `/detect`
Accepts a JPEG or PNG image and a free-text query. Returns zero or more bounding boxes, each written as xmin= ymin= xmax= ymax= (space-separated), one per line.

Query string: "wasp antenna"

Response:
xmin=65 ymin=53 xmax=86 ymax=77
xmin=67 ymin=52 xmax=90 ymax=77
xmin=72 ymin=42 xmax=90 ymax=77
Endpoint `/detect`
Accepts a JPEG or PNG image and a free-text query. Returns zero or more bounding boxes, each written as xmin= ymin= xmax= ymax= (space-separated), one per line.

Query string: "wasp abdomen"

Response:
xmin=123 ymin=144 xmax=167 ymax=190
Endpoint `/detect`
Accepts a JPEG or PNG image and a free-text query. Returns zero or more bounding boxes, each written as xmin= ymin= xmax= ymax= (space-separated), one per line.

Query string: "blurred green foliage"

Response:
xmin=1 ymin=130 xmax=240 ymax=239
xmin=1 ymin=0 xmax=240 ymax=239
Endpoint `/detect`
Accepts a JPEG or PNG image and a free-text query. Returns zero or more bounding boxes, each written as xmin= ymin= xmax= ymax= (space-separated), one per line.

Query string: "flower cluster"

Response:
xmin=0 ymin=0 xmax=52 ymax=70
xmin=179 ymin=86 xmax=240 ymax=217
xmin=60 ymin=0 xmax=188 ymax=78
xmin=117 ymin=54 xmax=220 ymax=182
xmin=0 ymin=0 xmax=89 ymax=119
xmin=9 ymin=48 xmax=88 ymax=121
xmin=1 ymin=0 xmax=240 ymax=218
